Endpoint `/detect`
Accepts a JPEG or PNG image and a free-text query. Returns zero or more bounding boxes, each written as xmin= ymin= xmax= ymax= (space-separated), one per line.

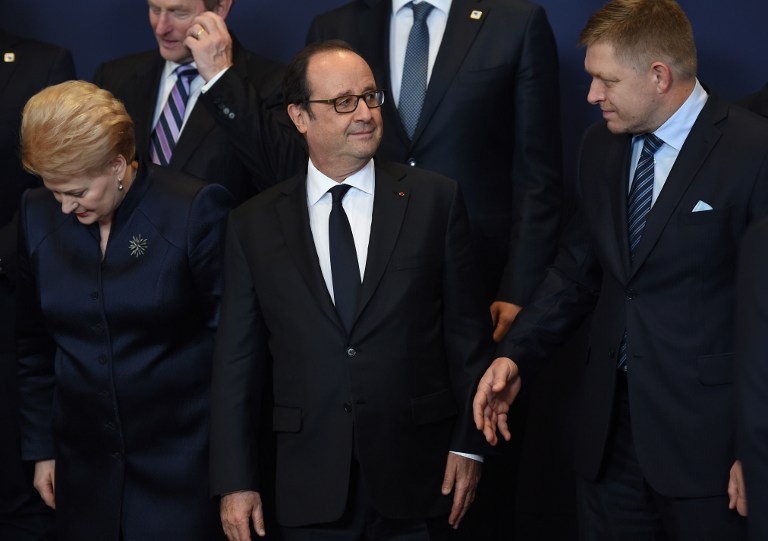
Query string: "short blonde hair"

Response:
xmin=579 ymin=0 xmax=697 ymax=80
xmin=21 ymin=80 xmax=135 ymax=179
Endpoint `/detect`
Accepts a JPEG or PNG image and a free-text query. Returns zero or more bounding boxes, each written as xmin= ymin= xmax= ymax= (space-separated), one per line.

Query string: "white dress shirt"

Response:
xmin=389 ymin=0 xmax=452 ymax=105
xmin=307 ymin=158 xmax=375 ymax=304
xmin=629 ymin=79 xmax=708 ymax=205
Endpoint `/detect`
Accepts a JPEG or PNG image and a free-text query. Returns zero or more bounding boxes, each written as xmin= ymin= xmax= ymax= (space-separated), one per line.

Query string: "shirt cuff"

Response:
xmin=450 ymin=451 xmax=483 ymax=463
xmin=201 ymin=66 xmax=230 ymax=93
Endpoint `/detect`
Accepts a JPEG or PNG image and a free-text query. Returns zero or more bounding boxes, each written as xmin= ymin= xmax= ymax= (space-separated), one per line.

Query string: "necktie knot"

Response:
xmin=641 ymin=133 xmax=663 ymax=156
xmin=410 ymin=1 xmax=434 ymax=22
xmin=329 ymin=184 xmax=352 ymax=204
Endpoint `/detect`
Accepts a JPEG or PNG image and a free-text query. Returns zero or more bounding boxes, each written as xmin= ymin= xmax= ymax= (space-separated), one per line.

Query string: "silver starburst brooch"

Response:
xmin=128 ymin=235 xmax=148 ymax=258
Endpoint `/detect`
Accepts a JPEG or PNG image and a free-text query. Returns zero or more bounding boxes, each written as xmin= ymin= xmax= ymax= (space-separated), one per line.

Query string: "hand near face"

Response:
xmin=185 ymin=11 xmax=234 ymax=81
xmin=472 ymin=357 xmax=521 ymax=445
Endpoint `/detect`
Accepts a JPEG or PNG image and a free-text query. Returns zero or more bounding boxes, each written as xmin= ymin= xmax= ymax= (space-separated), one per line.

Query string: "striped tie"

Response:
xmin=399 ymin=1 xmax=434 ymax=139
xmin=618 ymin=133 xmax=663 ymax=372
xmin=150 ymin=65 xmax=198 ymax=166
xmin=627 ymin=134 xmax=663 ymax=258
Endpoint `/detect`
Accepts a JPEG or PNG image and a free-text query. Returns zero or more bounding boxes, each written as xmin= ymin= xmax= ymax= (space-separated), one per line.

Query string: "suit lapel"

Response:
xmin=133 ymin=57 xmax=165 ymax=161
xmin=276 ymin=175 xmax=342 ymax=329
xmin=629 ymin=95 xmax=726 ymax=278
xmin=414 ymin=0 xmax=487 ymax=142
xmin=602 ymin=135 xmax=634 ymax=278
xmin=358 ymin=162 xmax=409 ymax=317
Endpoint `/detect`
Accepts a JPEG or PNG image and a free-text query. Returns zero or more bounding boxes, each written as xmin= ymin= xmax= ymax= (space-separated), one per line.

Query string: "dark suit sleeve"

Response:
xmin=186 ymin=183 xmax=235 ymax=330
xmin=210 ymin=212 xmax=270 ymax=496
xmin=440 ymin=184 xmax=496 ymax=452
xmin=496 ymin=5 xmax=563 ymax=306
xmin=736 ymin=219 xmax=768 ymax=541
xmin=15 ymin=192 xmax=57 ymax=461
xmin=497 ymin=136 xmax=601 ymax=382
xmin=198 ymin=68 xmax=307 ymax=187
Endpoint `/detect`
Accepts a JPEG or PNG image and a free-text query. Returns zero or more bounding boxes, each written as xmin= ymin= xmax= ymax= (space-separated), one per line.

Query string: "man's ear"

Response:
xmin=213 ymin=0 xmax=233 ymax=18
xmin=287 ymin=104 xmax=309 ymax=134
xmin=650 ymin=61 xmax=673 ymax=94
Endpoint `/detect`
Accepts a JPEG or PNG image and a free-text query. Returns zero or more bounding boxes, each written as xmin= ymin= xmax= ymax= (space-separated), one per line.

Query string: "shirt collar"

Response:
xmin=306 ymin=158 xmax=376 ymax=207
xmin=648 ymin=79 xmax=708 ymax=151
xmin=162 ymin=60 xmax=199 ymax=79
xmin=392 ymin=0 xmax=452 ymax=16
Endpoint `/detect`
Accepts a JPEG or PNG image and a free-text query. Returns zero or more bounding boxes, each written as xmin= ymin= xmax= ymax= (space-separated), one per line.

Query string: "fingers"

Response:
xmin=220 ymin=491 xmax=264 ymax=541
xmin=33 ymin=460 xmax=56 ymax=509
xmin=443 ymin=456 xmax=480 ymax=529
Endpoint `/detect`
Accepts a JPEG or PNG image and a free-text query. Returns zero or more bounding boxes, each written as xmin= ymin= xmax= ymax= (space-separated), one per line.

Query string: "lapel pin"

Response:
xmin=470 ymin=10 xmax=483 ymax=20
xmin=3 ymin=52 xmax=15 ymax=63
xmin=398 ymin=191 xmax=406 ymax=197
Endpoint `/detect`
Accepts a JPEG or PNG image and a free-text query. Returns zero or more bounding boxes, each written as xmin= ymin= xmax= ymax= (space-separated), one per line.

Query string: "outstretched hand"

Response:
xmin=472 ymin=357 xmax=521 ymax=445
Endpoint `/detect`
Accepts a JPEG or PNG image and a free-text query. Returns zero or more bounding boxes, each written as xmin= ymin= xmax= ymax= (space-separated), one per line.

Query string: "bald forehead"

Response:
xmin=306 ymin=50 xmax=376 ymax=97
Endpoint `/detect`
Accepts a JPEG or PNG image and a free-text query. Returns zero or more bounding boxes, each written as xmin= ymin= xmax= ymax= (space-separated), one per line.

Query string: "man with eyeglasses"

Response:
xmin=210 ymin=39 xmax=493 ymax=541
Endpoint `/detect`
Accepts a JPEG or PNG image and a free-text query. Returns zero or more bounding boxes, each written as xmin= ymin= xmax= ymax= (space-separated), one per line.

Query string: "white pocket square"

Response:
xmin=692 ymin=200 xmax=713 ymax=212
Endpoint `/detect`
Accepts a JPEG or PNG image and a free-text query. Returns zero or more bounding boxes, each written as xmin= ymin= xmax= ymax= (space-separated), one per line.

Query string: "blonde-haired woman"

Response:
xmin=16 ymin=81 xmax=233 ymax=541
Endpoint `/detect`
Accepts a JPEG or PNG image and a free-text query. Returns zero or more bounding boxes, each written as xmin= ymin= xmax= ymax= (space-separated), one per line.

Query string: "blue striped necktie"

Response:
xmin=399 ymin=1 xmax=434 ymax=139
xmin=150 ymin=64 xmax=198 ymax=166
xmin=617 ymin=133 xmax=663 ymax=371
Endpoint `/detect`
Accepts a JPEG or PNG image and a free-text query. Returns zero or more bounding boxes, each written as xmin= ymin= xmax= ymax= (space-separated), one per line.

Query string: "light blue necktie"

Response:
xmin=617 ymin=133 xmax=663 ymax=371
xmin=399 ymin=1 xmax=434 ymax=139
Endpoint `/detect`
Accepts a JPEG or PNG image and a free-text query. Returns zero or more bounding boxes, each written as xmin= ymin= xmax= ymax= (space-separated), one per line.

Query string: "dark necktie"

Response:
xmin=399 ymin=1 xmax=434 ymax=139
xmin=618 ymin=133 xmax=664 ymax=371
xmin=328 ymin=184 xmax=361 ymax=333
xmin=150 ymin=64 xmax=199 ymax=166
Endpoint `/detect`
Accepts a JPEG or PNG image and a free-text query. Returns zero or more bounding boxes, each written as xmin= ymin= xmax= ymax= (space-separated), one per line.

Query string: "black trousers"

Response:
xmin=577 ymin=373 xmax=746 ymax=541
xmin=279 ymin=460 xmax=450 ymax=541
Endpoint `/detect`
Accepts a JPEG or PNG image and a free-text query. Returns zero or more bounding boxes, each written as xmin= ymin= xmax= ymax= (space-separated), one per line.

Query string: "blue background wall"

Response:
xmin=2 ymin=0 xmax=765 ymax=183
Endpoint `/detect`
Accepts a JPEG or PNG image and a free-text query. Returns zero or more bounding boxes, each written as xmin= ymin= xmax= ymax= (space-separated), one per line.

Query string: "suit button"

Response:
xmin=111 ymin=452 xmax=122 ymax=460
xmin=228 ymin=112 xmax=236 ymax=119
xmin=608 ymin=349 xmax=615 ymax=359
xmin=407 ymin=158 xmax=417 ymax=167
xmin=90 ymin=291 xmax=99 ymax=300
xmin=343 ymin=403 xmax=352 ymax=413
xmin=625 ymin=289 xmax=637 ymax=300
xmin=92 ymin=323 xmax=103 ymax=333
xmin=346 ymin=347 xmax=356 ymax=358
xmin=105 ymin=421 xmax=116 ymax=430
xmin=98 ymin=355 xmax=107 ymax=365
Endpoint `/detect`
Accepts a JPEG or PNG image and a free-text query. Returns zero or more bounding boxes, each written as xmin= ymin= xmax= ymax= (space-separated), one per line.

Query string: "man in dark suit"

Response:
xmin=736 ymin=219 xmax=768 ymax=541
xmin=210 ymin=40 xmax=493 ymax=541
xmin=93 ymin=0 xmax=290 ymax=202
xmin=0 ymin=28 xmax=74 ymax=541
xmin=306 ymin=5 xmax=564 ymax=537
xmin=306 ymin=0 xmax=561 ymax=337
xmin=473 ymin=0 xmax=768 ymax=538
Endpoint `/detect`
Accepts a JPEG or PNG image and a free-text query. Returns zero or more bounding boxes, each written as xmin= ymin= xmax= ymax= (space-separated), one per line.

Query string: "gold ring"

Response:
xmin=195 ymin=27 xmax=205 ymax=38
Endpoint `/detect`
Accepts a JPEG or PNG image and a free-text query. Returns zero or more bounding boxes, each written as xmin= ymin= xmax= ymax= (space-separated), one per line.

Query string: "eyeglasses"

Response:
xmin=305 ymin=89 xmax=386 ymax=113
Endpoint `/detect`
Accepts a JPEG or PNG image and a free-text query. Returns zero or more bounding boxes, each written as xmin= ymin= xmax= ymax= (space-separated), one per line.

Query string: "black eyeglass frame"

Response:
xmin=304 ymin=89 xmax=386 ymax=113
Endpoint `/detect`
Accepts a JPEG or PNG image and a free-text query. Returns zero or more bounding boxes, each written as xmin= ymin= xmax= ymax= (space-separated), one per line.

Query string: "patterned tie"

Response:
xmin=328 ymin=184 xmax=361 ymax=333
xmin=399 ymin=1 xmax=434 ymax=139
xmin=150 ymin=64 xmax=199 ymax=166
xmin=618 ymin=133 xmax=664 ymax=371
